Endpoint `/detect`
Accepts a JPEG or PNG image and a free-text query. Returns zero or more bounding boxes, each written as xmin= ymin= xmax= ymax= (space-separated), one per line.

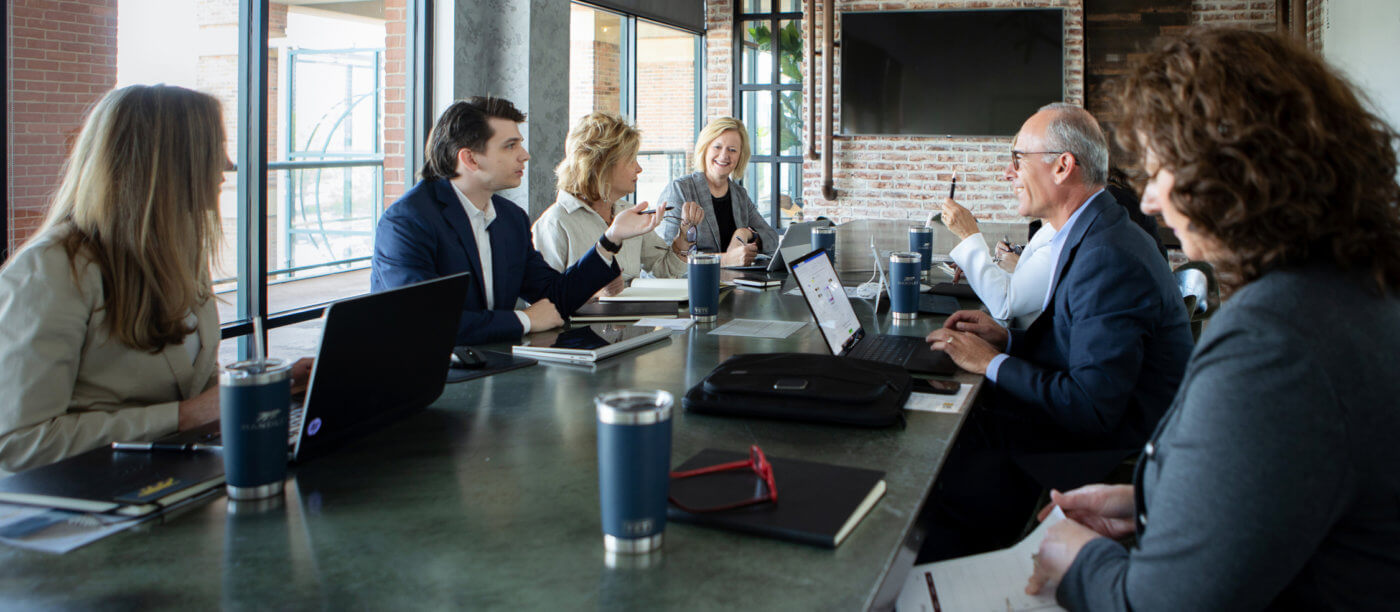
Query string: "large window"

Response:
xmin=569 ymin=2 xmax=701 ymax=206
xmin=7 ymin=0 xmax=432 ymax=364
xmin=736 ymin=0 xmax=804 ymax=228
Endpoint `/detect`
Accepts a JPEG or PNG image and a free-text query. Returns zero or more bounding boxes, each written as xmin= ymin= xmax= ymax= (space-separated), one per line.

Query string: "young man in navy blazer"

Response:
xmin=370 ymin=96 xmax=663 ymax=345
xmin=921 ymin=104 xmax=1194 ymax=560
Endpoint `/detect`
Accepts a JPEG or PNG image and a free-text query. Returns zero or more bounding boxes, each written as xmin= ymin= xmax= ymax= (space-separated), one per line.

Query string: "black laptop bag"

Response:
xmin=683 ymin=353 xmax=912 ymax=427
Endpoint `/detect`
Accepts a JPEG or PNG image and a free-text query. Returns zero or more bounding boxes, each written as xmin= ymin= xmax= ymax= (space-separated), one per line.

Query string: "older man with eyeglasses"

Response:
xmin=917 ymin=103 xmax=1194 ymax=562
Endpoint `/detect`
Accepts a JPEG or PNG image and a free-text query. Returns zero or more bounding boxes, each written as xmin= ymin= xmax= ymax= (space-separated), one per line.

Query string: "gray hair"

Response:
xmin=1036 ymin=102 xmax=1108 ymax=186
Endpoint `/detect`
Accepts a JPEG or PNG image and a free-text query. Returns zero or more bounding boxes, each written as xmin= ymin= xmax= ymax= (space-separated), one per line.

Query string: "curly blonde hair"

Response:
xmin=555 ymin=112 xmax=640 ymax=203
xmin=1115 ymin=28 xmax=1400 ymax=295
xmin=692 ymin=117 xmax=750 ymax=179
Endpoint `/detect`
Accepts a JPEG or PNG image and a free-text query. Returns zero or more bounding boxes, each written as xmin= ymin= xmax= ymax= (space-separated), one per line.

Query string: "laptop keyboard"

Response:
xmin=848 ymin=334 xmax=922 ymax=365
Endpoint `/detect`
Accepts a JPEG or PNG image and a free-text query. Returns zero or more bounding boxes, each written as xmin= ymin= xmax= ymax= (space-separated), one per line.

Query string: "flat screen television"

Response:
xmin=840 ymin=9 xmax=1065 ymax=137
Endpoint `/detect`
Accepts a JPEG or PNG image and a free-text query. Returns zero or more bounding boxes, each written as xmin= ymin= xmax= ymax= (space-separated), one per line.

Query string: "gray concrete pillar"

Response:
xmin=448 ymin=0 xmax=568 ymax=220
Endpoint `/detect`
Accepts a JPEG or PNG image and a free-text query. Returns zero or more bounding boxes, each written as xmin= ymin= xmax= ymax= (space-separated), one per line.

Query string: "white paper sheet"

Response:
xmin=636 ymin=317 xmax=695 ymax=331
xmin=0 ymin=503 xmax=141 ymax=555
xmin=707 ymin=319 xmax=807 ymax=339
xmin=904 ymin=384 xmax=975 ymax=414
xmin=897 ymin=507 xmax=1069 ymax=612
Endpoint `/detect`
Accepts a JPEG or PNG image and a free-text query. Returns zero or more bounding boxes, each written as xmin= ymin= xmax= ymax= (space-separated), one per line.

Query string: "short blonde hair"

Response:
xmin=35 ymin=84 xmax=225 ymax=352
xmin=692 ymin=117 xmax=751 ymax=180
xmin=555 ymin=112 xmax=641 ymax=203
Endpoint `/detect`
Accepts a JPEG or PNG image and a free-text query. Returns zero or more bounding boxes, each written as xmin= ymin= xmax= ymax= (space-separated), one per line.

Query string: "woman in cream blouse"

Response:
xmin=0 ymin=85 xmax=307 ymax=476
xmin=533 ymin=112 xmax=702 ymax=296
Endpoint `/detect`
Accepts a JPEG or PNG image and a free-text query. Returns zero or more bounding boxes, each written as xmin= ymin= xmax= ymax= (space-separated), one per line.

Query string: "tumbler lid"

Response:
xmin=221 ymin=358 xmax=291 ymax=387
xmin=596 ymin=390 xmax=673 ymax=425
xmin=812 ymin=226 xmax=835 ymax=235
xmin=688 ymin=252 xmax=721 ymax=265
xmin=908 ymin=226 xmax=932 ymax=235
xmin=890 ymin=251 xmax=922 ymax=264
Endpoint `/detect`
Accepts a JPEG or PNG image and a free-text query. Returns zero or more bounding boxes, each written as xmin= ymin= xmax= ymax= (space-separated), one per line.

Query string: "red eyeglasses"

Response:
xmin=669 ymin=445 xmax=778 ymax=513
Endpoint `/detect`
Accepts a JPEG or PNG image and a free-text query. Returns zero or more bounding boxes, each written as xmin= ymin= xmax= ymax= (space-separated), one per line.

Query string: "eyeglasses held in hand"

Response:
xmin=669 ymin=445 xmax=778 ymax=513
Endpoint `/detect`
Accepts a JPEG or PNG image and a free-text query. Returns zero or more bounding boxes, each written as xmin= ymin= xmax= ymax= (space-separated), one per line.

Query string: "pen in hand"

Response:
xmin=637 ymin=206 xmax=676 ymax=215
xmin=949 ymin=172 xmax=957 ymax=199
xmin=112 ymin=441 xmax=219 ymax=452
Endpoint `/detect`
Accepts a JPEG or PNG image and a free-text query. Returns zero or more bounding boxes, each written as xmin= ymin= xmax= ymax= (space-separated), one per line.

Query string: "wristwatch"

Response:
xmin=598 ymin=233 xmax=622 ymax=254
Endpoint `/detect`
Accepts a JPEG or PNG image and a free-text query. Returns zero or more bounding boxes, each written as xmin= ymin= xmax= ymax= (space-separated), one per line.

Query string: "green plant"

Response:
xmin=746 ymin=21 xmax=803 ymax=154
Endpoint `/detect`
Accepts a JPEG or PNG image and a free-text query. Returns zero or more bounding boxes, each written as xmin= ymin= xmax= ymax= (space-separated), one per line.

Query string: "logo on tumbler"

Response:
xmin=243 ymin=409 xmax=285 ymax=432
xmin=622 ymin=518 xmax=654 ymax=535
xmin=307 ymin=417 xmax=322 ymax=436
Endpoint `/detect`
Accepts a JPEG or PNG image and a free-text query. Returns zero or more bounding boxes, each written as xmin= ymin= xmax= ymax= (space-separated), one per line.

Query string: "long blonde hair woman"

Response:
xmin=0 ymin=85 xmax=300 ymax=475
xmin=534 ymin=112 xmax=698 ymax=295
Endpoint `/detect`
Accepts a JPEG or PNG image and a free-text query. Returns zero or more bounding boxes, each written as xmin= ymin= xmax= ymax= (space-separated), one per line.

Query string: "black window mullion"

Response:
xmin=235 ymin=0 xmax=271 ymax=360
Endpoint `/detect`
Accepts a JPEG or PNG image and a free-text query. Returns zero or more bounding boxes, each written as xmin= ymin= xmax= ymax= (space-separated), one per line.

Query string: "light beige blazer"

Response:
xmin=532 ymin=191 xmax=686 ymax=280
xmin=0 ymin=228 xmax=219 ymax=476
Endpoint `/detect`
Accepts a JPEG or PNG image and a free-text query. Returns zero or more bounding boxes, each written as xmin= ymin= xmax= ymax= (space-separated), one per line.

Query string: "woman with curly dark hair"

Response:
xmin=1024 ymin=28 xmax=1400 ymax=609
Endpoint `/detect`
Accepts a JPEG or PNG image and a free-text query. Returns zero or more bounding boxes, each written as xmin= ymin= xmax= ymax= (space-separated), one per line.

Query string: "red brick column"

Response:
xmin=7 ymin=0 xmax=118 ymax=252
xmin=383 ymin=0 xmax=408 ymax=208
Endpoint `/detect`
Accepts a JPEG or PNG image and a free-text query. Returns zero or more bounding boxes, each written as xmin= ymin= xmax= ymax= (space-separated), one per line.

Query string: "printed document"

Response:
xmin=708 ymin=319 xmax=807 ymax=339
xmin=898 ymin=507 xmax=1068 ymax=611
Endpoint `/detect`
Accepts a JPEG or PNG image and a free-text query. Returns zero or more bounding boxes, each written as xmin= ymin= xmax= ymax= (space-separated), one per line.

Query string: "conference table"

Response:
xmin=0 ymin=221 xmax=1001 ymax=611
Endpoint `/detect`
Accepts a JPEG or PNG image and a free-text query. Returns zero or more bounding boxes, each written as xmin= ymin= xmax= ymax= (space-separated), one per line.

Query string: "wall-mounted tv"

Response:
xmin=840 ymin=9 xmax=1065 ymax=137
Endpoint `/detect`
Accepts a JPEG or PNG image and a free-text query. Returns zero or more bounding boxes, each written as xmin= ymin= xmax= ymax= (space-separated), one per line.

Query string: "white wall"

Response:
xmin=1322 ymin=0 xmax=1400 ymax=132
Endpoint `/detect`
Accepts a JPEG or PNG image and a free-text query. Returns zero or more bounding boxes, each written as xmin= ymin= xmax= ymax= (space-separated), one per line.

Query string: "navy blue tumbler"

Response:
xmin=596 ymin=389 xmax=673 ymax=554
xmin=812 ymin=226 xmax=837 ymax=264
xmin=909 ymin=226 xmax=933 ymax=280
xmin=219 ymin=359 xmax=291 ymax=500
xmin=889 ymin=252 xmax=922 ymax=322
xmin=688 ymin=253 xmax=721 ymax=323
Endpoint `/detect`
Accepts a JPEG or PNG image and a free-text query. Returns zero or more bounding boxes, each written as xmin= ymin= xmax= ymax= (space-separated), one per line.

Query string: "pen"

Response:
xmin=637 ymin=206 xmax=676 ymax=215
xmin=948 ymin=172 xmax=957 ymax=199
xmin=112 ymin=441 xmax=218 ymax=452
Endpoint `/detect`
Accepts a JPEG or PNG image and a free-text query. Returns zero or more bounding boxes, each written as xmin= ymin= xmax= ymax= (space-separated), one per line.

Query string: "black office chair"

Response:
xmin=1174 ymin=261 xmax=1220 ymax=341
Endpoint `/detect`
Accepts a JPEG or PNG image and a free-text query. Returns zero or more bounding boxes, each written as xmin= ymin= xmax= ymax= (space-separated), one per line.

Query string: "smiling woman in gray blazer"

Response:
xmin=1023 ymin=29 xmax=1400 ymax=609
xmin=654 ymin=117 xmax=779 ymax=267
xmin=0 ymin=85 xmax=306 ymax=476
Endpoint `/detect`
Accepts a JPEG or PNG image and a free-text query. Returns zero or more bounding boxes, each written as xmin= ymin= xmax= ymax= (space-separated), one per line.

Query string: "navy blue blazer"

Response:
xmin=370 ymin=178 xmax=619 ymax=345
xmin=992 ymin=191 xmax=1194 ymax=483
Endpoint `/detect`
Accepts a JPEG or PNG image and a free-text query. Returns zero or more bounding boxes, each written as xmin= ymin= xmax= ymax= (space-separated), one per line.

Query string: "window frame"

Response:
xmin=733 ymin=2 xmax=803 ymax=229
xmin=222 ymin=0 xmax=434 ymax=357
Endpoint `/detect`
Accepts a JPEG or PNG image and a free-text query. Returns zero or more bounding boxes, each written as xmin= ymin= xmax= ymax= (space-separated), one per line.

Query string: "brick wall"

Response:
xmin=1306 ymin=0 xmax=1325 ymax=52
xmin=804 ymin=0 xmax=1086 ymax=224
xmin=7 ymin=0 xmax=119 ymax=252
xmin=383 ymin=0 xmax=407 ymax=205
xmin=704 ymin=0 xmax=1289 ymax=224
xmin=704 ymin=0 xmax=735 ymax=122
xmin=1190 ymin=0 xmax=1275 ymax=31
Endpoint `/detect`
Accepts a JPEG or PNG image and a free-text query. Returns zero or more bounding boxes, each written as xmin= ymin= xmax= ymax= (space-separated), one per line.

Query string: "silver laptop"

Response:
xmin=788 ymin=248 xmax=956 ymax=375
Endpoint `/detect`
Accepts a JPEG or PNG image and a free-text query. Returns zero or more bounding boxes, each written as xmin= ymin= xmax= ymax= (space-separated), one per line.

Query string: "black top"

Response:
xmin=712 ymin=190 xmax=737 ymax=247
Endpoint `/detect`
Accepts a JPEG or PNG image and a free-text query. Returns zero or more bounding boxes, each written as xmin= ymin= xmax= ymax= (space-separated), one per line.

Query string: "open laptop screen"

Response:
xmin=789 ymin=249 xmax=861 ymax=356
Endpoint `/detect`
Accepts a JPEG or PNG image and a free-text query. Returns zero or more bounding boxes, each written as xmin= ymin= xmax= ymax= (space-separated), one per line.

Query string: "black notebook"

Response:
xmin=929 ymin=282 xmax=978 ymax=300
xmin=0 ymin=445 xmax=225 ymax=516
xmin=571 ymin=300 xmax=681 ymax=322
xmin=667 ymin=449 xmax=886 ymax=548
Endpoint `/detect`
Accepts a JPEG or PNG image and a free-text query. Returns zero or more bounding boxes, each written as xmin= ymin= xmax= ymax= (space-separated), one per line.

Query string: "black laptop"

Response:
xmin=789 ymin=249 xmax=956 ymax=375
xmin=185 ymin=272 xmax=470 ymax=463
xmin=288 ymin=271 xmax=469 ymax=462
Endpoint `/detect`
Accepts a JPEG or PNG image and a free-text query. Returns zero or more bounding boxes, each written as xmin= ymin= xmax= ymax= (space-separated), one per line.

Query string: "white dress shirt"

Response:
xmin=985 ymin=189 xmax=1103 ymax=383
xmin=949 ymin=224 xmax=1056 ymax=329
xmin=450 ymin=183 xmax=533 ymax=334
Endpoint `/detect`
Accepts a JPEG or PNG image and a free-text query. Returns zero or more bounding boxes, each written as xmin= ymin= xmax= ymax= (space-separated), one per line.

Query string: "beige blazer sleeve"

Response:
xmin=0 ymin=233 xmax=219 ymax=476
xmin=636 ymin=227 xmax=686 ymax=279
